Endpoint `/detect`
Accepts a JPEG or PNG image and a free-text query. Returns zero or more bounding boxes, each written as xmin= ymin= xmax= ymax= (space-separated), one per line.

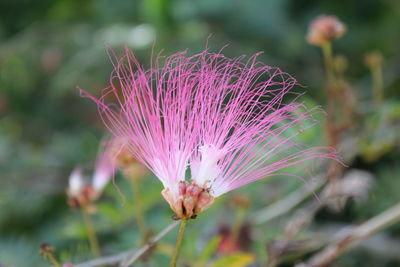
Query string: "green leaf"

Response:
xmin=210 ymin=253 xmax=255 ymax=267
xmin=197 ymin=235 xmax=222 ymax=264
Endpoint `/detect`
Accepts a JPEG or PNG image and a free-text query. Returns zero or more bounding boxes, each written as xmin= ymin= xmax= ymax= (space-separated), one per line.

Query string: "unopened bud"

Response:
xmin=307 ymin=15 xmax=346 ymax=46
xmin=39 ymin=243 xmax=54 ymax=257
xmin=364 ymin=51 xmax=383 ymax=69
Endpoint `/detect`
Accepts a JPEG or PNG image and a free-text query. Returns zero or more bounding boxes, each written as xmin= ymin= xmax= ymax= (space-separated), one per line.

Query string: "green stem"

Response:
xmin=81 ymin=207 xmax=102 ymax=258
xmin=322 ymin=43 xmax=335 ymax=86
xmin=170 ymin=219 xmax=188 ymax=267
xmin=130 ymin=177 xmax=147 ymax=239
xmin=321 ymin=42 xmax=338 ymax=148
xmin=372 ymin=65 xmax=384 ymax=107
xmin=231 ymin=208 xmax=246 ymax=246
xmin=46 ymin=254 xmax=61 ymax=267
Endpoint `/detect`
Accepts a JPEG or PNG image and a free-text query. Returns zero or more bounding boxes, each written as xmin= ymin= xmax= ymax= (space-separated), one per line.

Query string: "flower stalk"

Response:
xmin=322 ymin=43 xmax=335 ymax=87
xmin=170 ymin=219 xmax=188 ymax=267
xmin=307 ymin=15 xmax=347 ymax=150
xmin=81 ymin=206 xmax=102 ymax=258
xmin=231 ymin=207 xmax=246 ymax=247
xmin=230 ymin=195 xmax=250 ymax=247
xmin=365 ymin=51 xmax=384 ymax=107
xmin=39 ymin=243 xmax=61 ymax=267
xmin=372 ymin=65 xmax=383 ymax=106
xmin=371 ymin=65 xmax=383 ymax=107
xmin=321 ymin=42 xmax=337 ymax=148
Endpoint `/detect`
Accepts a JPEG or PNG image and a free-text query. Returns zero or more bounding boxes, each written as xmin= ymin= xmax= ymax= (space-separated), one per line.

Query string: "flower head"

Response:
xmin=67 ymin=140 xmax=116 ymax=208
xmin=82 ymin=48 xmax=337 ymax=219
xmin=307 ymin=15 xmax=346 ymax=46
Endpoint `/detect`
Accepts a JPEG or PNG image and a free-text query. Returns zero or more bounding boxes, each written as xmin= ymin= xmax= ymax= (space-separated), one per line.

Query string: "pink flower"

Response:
xmin=92 ymin=140 xmax=116 ymax=193
xmin=307 ymin=15 xmax=346 ymax=46
xmin=82 ymin=48 xmax=337 ymax=219
xmin=67 ymin=140 xmax=115 ymax=208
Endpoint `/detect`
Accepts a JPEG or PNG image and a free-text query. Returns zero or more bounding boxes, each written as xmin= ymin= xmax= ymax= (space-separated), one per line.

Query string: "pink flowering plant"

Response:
xmin=82 ymin=48 xmax=337 ymax=265
xmin=83 ymin=48 xmax=337 ymax=219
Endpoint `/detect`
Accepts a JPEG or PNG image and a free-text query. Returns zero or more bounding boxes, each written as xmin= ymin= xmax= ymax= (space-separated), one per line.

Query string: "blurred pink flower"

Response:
xmin=92 ymin=141 xmax=115 ymax=193
xmin=67 ymin=141 xmax=115 ymax=208
xmin=307 ymin=15 xmax=346 ymax=46
xmin=82 ymin=48 xmax=337 ymax=219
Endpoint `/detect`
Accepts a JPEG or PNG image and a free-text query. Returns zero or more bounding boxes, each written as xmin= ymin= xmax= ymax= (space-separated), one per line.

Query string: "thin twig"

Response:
xmin=74 ymin=221 xmax=179 ymax=267
xmin=296 ymin=202 xmax=400 ymax=267
xmin=120 ymin=221 xmax=179 ymax=267
xmin=253 ymin=178 xmax=325 ymax=225
xmin=74 ymin=250 xmax=132 ymax=267
xmin=74 ymin=178 xmax=322 ymax=267
xmin=81 ymin=206 xmax=102 ymax=258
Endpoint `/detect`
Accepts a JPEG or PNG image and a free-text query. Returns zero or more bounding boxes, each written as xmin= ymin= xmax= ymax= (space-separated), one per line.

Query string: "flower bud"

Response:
xmin=364 ymin=51 xmax=383 ymax=69
xmin=307 ymin=15 xmax=346 ymax=46
xmin=39 ymin=243 xmax=54 ymax=257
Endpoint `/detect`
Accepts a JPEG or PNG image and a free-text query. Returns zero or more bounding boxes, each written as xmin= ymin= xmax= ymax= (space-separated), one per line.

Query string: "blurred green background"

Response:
xmin=0 ymin=0 xmax=399 ymax=266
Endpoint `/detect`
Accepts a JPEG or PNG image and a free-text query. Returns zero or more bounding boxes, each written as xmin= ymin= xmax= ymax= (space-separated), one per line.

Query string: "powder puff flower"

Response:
xmin=82 ymin=48 xmax=337 ymax=219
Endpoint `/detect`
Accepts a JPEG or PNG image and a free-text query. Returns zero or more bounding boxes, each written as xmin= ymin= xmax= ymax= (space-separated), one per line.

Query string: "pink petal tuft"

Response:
xmin=82 ymin=48 xmax=338 ymax=199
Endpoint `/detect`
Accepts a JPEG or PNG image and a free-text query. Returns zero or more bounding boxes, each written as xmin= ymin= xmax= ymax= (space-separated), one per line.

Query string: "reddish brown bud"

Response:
xmin=67 ymin=184 xmax=97 ymax=210
xmin=39 ymin=243 xmax=54 ymax=256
